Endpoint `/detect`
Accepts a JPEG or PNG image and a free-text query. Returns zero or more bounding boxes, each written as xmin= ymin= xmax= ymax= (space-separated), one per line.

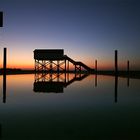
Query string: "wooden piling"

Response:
xmin=95 ymin=59 xmax=97 ymax=72
xmin=3 ymin=48 xmax=7 ymax=103
xmin=127 ymin=60 xmax=130 ymax=87
xmin=127 ymin=60 xmax=129 ymax=73
xmin=115 ymin=50 xmax=118 ymax=74
xmin=3 ymin=48 xmax=7 ymax=71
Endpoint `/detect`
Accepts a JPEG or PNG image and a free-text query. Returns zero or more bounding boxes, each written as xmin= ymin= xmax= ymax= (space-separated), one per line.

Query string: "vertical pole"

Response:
xmin=3 ymin=48 xmax=7 ymax=71
xmin=57 ymin=60 xmax=59 ymax=73
xmin=95 ymin=59 xmax=97 ymax=73
xmin=115 ymin=50 xmax=118 ymax=75
xmin=127 ymin=60 xmax=129 ymax=74
xmin=114 ymin=50 xmax=118 ymax=103
xmin=67 ymin=61 xmax=69 ymax=72
xmin=3 ymin=48 xmax=7 ymax=103
xmin=35 ymin=59 xmax=36 ymax=72
xmin=50 ymin=60 xmax=52 ymax=72
xmin=65 ymin=59 xmax=66 ymax=72
xmin=127 ymin=60 xmax=130 ymax=87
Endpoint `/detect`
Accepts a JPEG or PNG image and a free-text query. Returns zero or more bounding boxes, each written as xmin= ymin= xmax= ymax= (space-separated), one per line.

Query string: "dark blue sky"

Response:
xmin=0 ymin=0 xmax=140 ymax=70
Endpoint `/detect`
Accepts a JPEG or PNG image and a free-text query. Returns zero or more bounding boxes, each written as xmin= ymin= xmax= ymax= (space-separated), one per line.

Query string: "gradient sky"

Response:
xmin=0 ymin=0 xmax=140 ymax=70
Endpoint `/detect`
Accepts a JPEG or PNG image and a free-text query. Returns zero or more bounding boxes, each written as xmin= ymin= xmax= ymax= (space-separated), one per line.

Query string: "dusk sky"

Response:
xmin=0 ymin=0 xmax=140 ymax=70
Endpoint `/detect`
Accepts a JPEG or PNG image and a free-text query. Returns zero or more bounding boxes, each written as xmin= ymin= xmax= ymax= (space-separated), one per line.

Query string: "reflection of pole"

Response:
xmin=3 ymin=73 xmax=6 ymax=103
xmin=67 ymin=73 xmax=69 ymax=82
xmin=75 ymin=65 xmax=76 ymax=73
xmin=95 ymin=74 xmax=97 ymax=87
xmin=115 ymin=75 xmax=118 ymax=103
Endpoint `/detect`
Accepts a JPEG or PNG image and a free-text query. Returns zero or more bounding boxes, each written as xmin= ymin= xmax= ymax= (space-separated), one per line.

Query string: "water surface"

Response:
xmin=0 ymin=74 xmax=140 ymax=140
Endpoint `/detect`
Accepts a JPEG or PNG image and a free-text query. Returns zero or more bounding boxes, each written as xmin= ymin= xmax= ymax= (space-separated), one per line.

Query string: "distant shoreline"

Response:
xmin=0 ymin=69 xmax=140 ymax=79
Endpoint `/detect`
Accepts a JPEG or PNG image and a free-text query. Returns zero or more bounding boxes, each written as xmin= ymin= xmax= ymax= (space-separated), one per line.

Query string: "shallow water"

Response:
xmin=0 ymin=73 xmax=140 ymax=140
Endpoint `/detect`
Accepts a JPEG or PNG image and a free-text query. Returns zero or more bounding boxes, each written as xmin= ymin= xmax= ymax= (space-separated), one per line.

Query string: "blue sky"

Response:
xmin=0 ymin=0 xmax=140 ymax=70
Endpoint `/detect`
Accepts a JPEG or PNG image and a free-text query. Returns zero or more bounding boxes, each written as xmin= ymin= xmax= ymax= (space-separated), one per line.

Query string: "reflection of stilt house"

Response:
xmin=33 ymin=73 xmax=89 ymax=93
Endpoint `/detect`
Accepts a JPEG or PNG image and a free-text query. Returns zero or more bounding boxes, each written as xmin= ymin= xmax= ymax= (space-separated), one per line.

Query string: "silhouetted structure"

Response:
xmin=33 ymin=73 xmax=88 ymax=93
xmin=0 ymin=12 xmax=3 ymax=27
xmin=3 ymin=48 xmax=7 ymax=71
xmin=127 ymin=60 xmax=129 ymax=74
xmin=127 ymin=61 xmax=130 ymax=87
xmin=95 ymin=59 xmax=97 ymax=72
xmin=115 ymin=50 xmax=118 ymax=75
xmin=34 ymin=49 xmax=94 ymax=73
xmin=2 ymin=48 xmax=7 ymax=103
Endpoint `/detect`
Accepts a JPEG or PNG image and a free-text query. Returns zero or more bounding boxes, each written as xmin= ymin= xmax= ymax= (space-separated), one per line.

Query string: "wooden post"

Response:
xmin=3 ymin=48 xmax=7 ymax=71
xmin=67 ymin=61 xmax=69 ymax=72
xmin=115 ymin=50 xmax=118 ymax=75
xmin=65 ymin=59 xmax=66 ymax=72
xmin=95 ymin=59 xmax=97 ymax=72
xmin=127 ymin=60 xmax=129 ymax=73
xmin=114 ymin=50 xmax=118 ymax=102
xmin=127 ymin=60 xmax=130 ymax=87
xmin=3 ymin=48 xmax=7 ymax=103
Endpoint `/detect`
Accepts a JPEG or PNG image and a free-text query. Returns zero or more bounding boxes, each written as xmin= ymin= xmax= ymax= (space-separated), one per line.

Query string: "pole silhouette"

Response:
xmin=3 ymin=48 xmax=7 ymax=103
xmin=115 ymin=50 xmax=118 ymax=75
xmin=95 ymin=59 xmax=97 ymax=73
xmin=127 ymin=60 xmax=130 ymax=87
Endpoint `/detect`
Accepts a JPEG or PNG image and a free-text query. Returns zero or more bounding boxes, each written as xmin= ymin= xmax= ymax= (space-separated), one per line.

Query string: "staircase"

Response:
xmin=64 ymin=55 xmax=94 ymax=72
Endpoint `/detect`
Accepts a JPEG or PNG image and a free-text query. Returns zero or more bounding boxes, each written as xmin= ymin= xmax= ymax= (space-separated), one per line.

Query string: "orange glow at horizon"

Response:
xmin=0 ymin=49 xmax=138 ymax=70
xmin=0 ymin=59 xmax=127 ymax=70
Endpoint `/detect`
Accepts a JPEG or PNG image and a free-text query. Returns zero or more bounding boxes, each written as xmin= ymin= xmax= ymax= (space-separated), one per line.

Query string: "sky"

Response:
xmin=0 ymin=0 xmax=140 ymax=70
